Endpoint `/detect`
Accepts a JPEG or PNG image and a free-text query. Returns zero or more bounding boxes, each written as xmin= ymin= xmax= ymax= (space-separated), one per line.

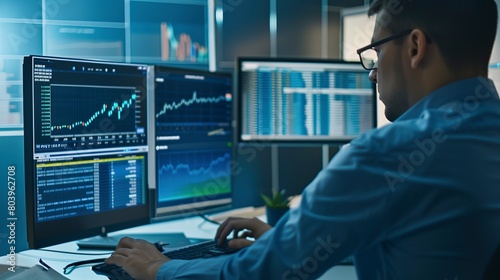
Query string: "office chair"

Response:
xmin=482 ymin=244 xmax=500 ymax=280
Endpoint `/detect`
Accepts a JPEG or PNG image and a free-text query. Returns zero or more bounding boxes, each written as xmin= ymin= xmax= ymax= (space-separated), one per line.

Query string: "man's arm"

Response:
xmin=156 ymin=140 xmax=394 ymax=279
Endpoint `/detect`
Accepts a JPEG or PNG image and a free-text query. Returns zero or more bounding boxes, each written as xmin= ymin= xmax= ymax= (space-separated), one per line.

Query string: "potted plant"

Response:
xmin=261 ymin=189 xmax=290 ymax=226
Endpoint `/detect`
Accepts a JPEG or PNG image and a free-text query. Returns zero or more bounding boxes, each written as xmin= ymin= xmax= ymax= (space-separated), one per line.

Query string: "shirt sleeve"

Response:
xmin=157 ymin=139 xmax=396 ymax=279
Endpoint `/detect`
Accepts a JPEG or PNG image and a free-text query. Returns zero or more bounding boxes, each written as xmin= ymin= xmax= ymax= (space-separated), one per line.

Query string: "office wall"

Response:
xmin=276 ymin=0 xmax=323 ymax=58
xmin=216 ymin=0 xmax=271 ymax=69
xmin=217 ymin=0 xmax=365 ymax=69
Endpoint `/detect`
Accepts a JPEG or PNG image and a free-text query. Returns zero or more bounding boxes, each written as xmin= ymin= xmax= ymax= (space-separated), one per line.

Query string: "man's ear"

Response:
xmin=408 ymin=29 xmax=430 ymax=69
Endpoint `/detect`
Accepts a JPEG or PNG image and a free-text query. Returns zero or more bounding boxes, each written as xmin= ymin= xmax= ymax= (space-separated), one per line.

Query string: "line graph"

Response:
xmin=48 ymin=85 xmax=139 ymax=137
xmin=157 ymin=149 xmax=232 ymax=203
xmin=51 ymin=94 xmax=136 ymax=131
xmin=158 ymin=152 xmax=230 ymax=176
xmin=155 ymin=89 xmax=231 ymax=127
xmin=155 ymin=91 xmax=231 ymax=118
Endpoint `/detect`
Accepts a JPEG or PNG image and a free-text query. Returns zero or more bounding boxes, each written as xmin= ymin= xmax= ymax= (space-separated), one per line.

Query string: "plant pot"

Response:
xmin=266 ymin=207 xmax=289 ymax=226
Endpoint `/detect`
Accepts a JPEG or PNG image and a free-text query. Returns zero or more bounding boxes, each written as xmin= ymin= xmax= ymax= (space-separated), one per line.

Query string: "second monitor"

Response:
xmin=237 ymin=58 xmax=376 ymax=143
xmin=149 ymin=66 xmax=234 ymax=218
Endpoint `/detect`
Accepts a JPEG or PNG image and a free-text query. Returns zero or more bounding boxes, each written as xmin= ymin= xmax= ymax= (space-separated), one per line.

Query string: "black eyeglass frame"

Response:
xmin=356 ymin=29 xmax=413 ymax=70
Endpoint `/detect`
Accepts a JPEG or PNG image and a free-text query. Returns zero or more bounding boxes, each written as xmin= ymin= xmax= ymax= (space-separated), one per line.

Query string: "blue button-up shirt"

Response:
xmin=158 ymin=77 xmax=500 ymax=280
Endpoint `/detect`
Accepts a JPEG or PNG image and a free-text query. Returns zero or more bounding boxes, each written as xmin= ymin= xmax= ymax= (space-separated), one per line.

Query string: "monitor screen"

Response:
xmin=237 ymin=58 xmax=376 ymax=143
xmin=150 ymin=66 xmax=233 ymax=217
xmin=23 ymin=56 xmax=150 ymax=248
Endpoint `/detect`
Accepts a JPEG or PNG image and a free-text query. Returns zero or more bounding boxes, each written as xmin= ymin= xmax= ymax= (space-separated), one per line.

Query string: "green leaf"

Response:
xmin=260 ymin=194 xmax=274 ymax=207
xmin=261 ymin=189 xmax=290 ymax=208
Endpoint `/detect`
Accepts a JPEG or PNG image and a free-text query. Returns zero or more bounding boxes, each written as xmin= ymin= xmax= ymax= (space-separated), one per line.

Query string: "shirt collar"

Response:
xmin=396 ymin=77 xmax=498 ymax=122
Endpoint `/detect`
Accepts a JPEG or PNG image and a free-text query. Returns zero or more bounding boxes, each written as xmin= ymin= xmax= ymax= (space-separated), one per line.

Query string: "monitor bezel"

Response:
xmin=236 ymin=57 xmax=377 ymax=144
xmin=23 ymin=55 xmax=151 ymax=249
xmin=149 ymin=65 xmax=234 ymax=219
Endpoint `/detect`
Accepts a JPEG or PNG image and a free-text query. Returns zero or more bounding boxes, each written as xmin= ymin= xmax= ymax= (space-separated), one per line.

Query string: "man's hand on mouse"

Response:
xmin=215 ymin=217 xmax=272 ymax=249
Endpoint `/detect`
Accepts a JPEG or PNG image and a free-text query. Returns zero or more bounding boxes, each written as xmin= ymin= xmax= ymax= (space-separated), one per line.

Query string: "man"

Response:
xmin=106 ymin=0 xmax=500 ymax=279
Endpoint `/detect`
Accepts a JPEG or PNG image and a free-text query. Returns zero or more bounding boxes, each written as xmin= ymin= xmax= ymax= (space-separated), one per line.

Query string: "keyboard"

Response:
xmin=164 ymin=239 xmax=238 ymax=259
xmin=92 ymin=239 xmax=238 ymax=279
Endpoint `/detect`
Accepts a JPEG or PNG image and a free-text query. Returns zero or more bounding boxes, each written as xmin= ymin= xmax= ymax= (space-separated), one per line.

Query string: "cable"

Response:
xmin=63 ymin=258 xmax=107 ymax=274
xmin=197 ymin=212 xmax=221 ymax=225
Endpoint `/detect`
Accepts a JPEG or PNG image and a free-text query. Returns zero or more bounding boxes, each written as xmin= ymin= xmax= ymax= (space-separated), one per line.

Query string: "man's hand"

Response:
xmin=105 ymin=237 xmax=170 ymax=280
xmin=215 ymin=217 xmax=272 ymax=249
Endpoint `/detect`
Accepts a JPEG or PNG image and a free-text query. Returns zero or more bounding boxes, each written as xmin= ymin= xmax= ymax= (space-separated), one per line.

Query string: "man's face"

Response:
xmin=369 ymin=14 xmax=410 ymax=122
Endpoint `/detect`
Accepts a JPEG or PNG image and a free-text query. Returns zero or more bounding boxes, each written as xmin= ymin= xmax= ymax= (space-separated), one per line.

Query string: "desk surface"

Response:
xmin=1 ymin=211 xmax=357 ymax=279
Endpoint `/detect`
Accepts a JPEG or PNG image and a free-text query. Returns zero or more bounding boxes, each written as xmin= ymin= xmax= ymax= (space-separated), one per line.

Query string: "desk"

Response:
xmin=1 ymin=213 xmax=357 ymax=279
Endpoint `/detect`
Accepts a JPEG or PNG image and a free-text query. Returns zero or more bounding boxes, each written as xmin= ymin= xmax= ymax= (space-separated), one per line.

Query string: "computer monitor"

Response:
xmin=237 ymin=57 xmax=376 ymax=143
xmin=149 ymin=66 xmax=233 ymax=218
xmin=23 ymin=55 xmax=150 ymax=248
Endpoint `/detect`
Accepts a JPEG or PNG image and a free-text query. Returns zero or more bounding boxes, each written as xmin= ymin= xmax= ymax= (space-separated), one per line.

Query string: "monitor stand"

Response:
xmin=76 ymin=232 xmax=192 ymax=250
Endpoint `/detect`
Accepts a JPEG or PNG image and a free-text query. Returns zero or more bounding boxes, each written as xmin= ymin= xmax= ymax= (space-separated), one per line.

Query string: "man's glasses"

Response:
xmin=356 ymin=29 xmax=413 ymax=70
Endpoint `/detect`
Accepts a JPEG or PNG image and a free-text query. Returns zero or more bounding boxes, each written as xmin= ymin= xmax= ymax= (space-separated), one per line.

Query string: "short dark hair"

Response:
xmin=368 ymin=0 xmax=498 ymax=71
